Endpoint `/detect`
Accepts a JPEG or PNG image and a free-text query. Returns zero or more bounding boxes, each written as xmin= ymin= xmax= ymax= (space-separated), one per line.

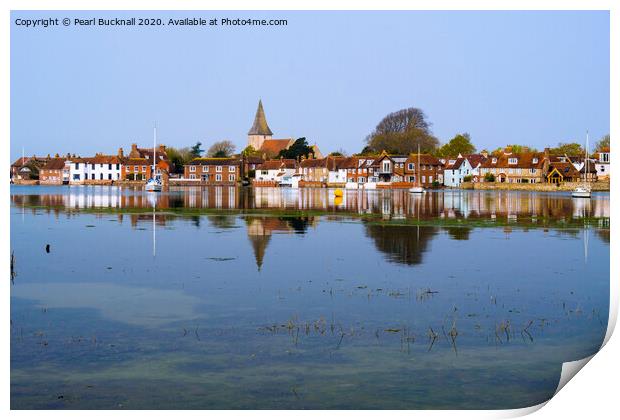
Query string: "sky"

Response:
xmin=10 ymin=10 xmax=609 ymax=161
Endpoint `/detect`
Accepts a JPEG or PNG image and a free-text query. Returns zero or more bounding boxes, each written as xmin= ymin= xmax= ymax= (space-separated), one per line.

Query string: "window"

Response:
xmin=203 ymin=166 xmax=209 ymax=172
xmin=116 ymin=164 xmax=120 ymax=170
xmin=429 ymin=176 xmax=433 ymax=183
xmin=216 ymin=166 xmax=222 ymax=172
xmin=508 ymin=158 xmax=518 ymax=164
xmin=108 ymin=164 xmax=112 ymax=170
xmin=134 ymin=166 xmax=138 ymax=172
xmin=492 ymin=158 xmax=497 ymax=164
xmin=408 ymin=163 xmax=414 ymax=171
xmin=189 ymin=166 xmax=196 ymax=172
xmin=422 ymin=176 xmax=426 ymax=183
xmin=75 ymin=163 xmax=80 ymax=169
xmin=532 ymin=158 xmax=538 ymax=164
xmin=91 ymin=174 xmax=95 ymax=180
xmin=189 ymin=174 xmax=196 ymax=179
xmin=91 ymin=164 xmax=95 ymax=169
xmin=99 ymin=173 xmax=103 ymax=180
xmin=229 ymin=174 xmax=235 ymax=181
xmin=216 ymin=174 xmax=222 ymax=181
xmin=100 ymin=164 xmax=104 ymax=168
xmin=229 ymin=166 xmax=236 ymax=172
xmin=108 ymin=174 xmax=112 ymax=180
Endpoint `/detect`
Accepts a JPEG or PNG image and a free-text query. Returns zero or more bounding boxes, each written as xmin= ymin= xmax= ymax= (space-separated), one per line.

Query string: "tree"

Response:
xmin=595 ymin=134 xmax=610 ymax=152
xmin=241 ymin=145 xmax=260 ymax=157
xmin=484 ymin=172 xmax=495 ymax=182
xmin=437 ymin=133 xmax=476 ymax=157
xmin=166 ymin=146 xmax=194 ymax=174
xmin=365 ymin=107 xmax=439 ymax=154
xmin=329 ymin=148 xmax=347 ymax=157
xmin=207 ymin=140 xmax=236 ymax=158
xmin=550 ymin=142 xmax=583 ymax=156
xmin=277 ymin=137 xmax=314 ymax=160
xmin=190 ymin=142 xmax=204 ymax=158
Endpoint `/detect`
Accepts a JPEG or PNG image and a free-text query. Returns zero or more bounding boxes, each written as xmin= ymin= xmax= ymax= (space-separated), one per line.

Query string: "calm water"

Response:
xmin=10 ymin=186 xmax=610 ymax=409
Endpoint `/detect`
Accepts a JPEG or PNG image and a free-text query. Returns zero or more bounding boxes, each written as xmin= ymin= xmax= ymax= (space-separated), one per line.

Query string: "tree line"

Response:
xmin=357 ymin=106 xmax=609 ymax=159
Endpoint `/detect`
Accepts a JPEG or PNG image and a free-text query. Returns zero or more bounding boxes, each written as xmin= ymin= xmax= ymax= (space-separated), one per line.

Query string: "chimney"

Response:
xmin=118 ymin=147 xmax=124 ymax=159
xmin=55 ymin=153 xmax=59 ymax=158
xmin=481 ymin=151 xmax=488 ymax=159
xmin=131 ymin=143 xmax=138 ymax=156
xmin=159 ymin=144 xmax=165 ymax=153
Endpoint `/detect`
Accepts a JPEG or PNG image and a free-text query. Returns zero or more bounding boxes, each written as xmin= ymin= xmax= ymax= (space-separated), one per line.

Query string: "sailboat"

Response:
xmin=572 ymin=131 xmax=592 ymax=198
xmin=145 ymin=125 xmax=163 ymax=192
xmin=409 ymin=145 xmax=425 ymax=194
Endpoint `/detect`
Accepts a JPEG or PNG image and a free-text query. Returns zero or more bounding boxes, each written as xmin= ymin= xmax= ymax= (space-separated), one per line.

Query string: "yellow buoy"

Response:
xmin=334 ymin=189 xmax=343 ymax=197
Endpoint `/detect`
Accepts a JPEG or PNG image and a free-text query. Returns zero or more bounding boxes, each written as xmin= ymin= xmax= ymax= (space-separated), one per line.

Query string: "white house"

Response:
xmin=255 ymin=159 xmax=297 ymax=185
xmin=595 ymin=149 xmax=610 ymax=179
xmin=68 ymin=155 xmax=123 ymax=184
xmin=443 ymin=156 xmax=473 ymax=187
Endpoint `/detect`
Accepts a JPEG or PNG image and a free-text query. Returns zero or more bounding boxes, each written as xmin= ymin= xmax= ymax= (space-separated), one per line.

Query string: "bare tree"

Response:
xmin=365 ymin=107 xmax=439 ymax=154
xmin=207 ymin=140 xmax=236 ymax=158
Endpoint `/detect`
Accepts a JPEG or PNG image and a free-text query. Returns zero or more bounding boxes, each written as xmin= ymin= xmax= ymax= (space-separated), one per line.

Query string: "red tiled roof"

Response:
xmin=188 ymin=158 xmax=241 ymax=166
xmin=257 ymin=159 xmax=296 ymax=170
xmin=259 ymin=139 xmax=293 ymax=156
xmin=41 ymin=158 xmax=66 ymax=170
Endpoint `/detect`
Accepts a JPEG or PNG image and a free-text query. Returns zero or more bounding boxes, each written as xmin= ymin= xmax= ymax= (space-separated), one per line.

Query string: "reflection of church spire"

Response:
xmin=248 ymin=233 xmax=271 ymax=271
xmin=246 ymin=218 xmax=273 ymax=271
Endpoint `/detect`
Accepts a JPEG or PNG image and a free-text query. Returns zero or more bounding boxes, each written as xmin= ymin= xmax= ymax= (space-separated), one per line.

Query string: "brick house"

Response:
xmin=120 ymin=144 xmax=170 ymax=183
xmin=39 ymin=157 xmax=68 ymax=185
xmin=404 ymin=154 xmax=444 ymax=187
xmin=479 ymin=150 xmax=549 ymax=184
xmin=184 ymin=158 xmax=241 ymax=184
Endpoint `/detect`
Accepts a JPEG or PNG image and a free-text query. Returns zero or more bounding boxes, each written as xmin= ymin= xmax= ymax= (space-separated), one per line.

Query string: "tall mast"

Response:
xmin=153 ymin=124 xmax=157 ymax=176
xmin=586 ymin=130 xmax=589 ymax=186
xmin=417 ymin=144 xmax=421 ymax=186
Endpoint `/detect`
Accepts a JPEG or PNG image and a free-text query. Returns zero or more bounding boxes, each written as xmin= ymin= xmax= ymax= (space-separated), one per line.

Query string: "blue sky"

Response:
xmin=10 ymin=10 xmax=609 ymax=160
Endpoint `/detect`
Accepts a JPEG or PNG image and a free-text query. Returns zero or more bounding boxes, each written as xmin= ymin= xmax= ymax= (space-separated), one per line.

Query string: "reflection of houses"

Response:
xmin=364 ymin=223 xmax=438 ymax=265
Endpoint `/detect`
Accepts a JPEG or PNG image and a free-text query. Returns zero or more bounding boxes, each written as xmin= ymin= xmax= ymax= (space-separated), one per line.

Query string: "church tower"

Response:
xmin=247 ymin=99 xmax=273 ymax=150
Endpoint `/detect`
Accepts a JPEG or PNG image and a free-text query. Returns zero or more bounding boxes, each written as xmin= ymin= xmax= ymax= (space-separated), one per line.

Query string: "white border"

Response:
xmin=2 ymin=1 xmax=616 ymax=419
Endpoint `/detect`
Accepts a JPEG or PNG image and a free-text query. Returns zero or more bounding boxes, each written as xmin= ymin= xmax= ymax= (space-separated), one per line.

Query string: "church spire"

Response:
xmin=248 ymin=99 xmax=273 ymax=136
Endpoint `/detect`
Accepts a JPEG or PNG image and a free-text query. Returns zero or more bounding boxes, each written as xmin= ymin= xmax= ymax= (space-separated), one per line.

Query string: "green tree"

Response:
xmin=550 ymin=142 xmax=583 ymax=156
xmin=437 ymin=133 xmax=476 ymax=157
xmin=166 ymin=146 xmax=194 ymax=174
xmin=365 ymin=107 xmax=439 ymax=154
xmin=595 ymin=134 xmax=610 ymax=152
xmin=277 ymin=137 xmax=314 ymax=160
xmin=241 ymin=145 xmax=260 ymax=157
xmin=190 ymin=142 xmax=204 ymax=158
xmin=484 ymin=172 xmax=495 ymax=182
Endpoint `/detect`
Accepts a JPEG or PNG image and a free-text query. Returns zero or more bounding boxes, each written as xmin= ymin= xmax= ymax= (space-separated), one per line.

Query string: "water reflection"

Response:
xmin=10 ymin=186 xmax=610 ymax=221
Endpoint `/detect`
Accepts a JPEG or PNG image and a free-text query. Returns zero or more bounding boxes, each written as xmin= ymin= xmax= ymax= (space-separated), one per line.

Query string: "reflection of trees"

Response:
xmin=364 ymin=224 xmax=438 ymax=266
xmin=245 ymin=216 xmax=315 ymax=270
xmin=443 ymin=227 xmax=472 ymax=241
xmin=595 ymin=229 xmax=610 ymax=243
xmin=207 ymin=215 xmax=237 ymax=229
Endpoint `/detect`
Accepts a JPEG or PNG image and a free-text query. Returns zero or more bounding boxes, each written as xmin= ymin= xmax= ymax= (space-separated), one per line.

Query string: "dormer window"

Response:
xmin=508 ymin=158 xmax=518 ymax=164
xmin=448 ymin=160 xmax=456 ymax=165
xmin=491 ymin=158 xmax=497 ymax=164
xmin=532 ymin=158 xmax=538 ymax=164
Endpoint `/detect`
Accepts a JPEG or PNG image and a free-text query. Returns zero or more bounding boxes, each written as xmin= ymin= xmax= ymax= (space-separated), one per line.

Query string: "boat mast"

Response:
xmin=417 ymin=144 xmax=421 ymax=186
xmin=153 ymin=124 xmax=157 ymax=178
xmin=585 ymin=130 xmax=589 ymax=186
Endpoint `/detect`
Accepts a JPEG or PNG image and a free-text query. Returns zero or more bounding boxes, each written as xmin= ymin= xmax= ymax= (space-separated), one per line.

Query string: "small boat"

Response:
xmin=409 ymin=145 xmax=425 ymax=194
xmin=571 ymin=131 xmax=592 ymax=199
xmin=145 ymin=177 xmax=162 ymax=192
xmin=571 ymin=185 xmax=591 ymax=198
xmin=145 ymin=125 xmax=162 ymax=192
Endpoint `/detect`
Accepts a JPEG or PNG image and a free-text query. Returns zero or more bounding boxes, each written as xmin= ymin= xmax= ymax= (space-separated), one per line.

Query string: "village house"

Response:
xmin=373 ymin=152 xmax=407 ymax=183
xmin=405 ymin=153 xmax=444 ymax=187
xmin=546 ymin=161 xmax=582 ymax=184
xmin=337 ymin=156 xmax=377 ymax=185
xmin=39 ymin=157 xmax=69 ymax=185
xmin=120 ymin=144 xmax=170 ymax=183
xmin=479 ymin=149 xmax=549 ymax=184
xmin=11 ymin=155 xmax=49 ymax=182
xmin=184 ymin=157 xmax=241 ymax=185
xmin=254 ymin=159 xmax=297 ymax=186
xmin=594 ymin=147 xmax=610 ymax=180
xmin=297 ymin=156 xmax=343 ymax=185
